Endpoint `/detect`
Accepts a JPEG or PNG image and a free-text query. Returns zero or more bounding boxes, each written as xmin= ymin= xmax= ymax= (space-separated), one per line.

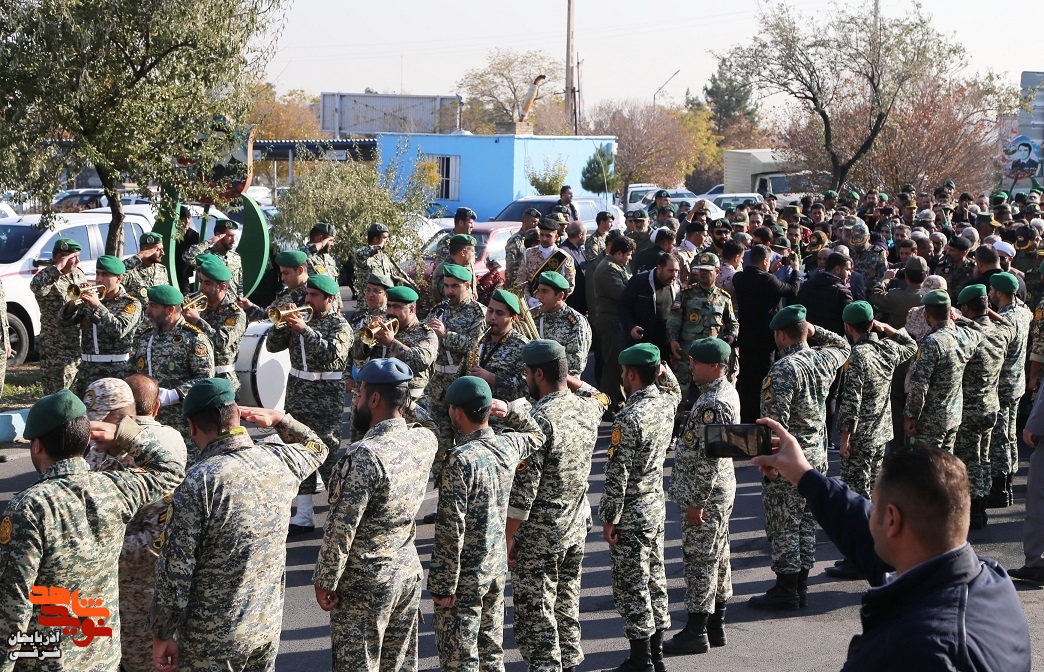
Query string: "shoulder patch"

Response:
xmin=594 ymin=392 xmax=610 ymax=407
xmin=682 ymin=429 xmax=696 ymax=446
xmin=224 ymin=316 xmax=237 ymax=326
xmin=611 ymin=427 xmax=622 ymax=446
xmin=124 ymin=303 xmax=137 ymax=314
xmin=702 ymin=408 xmax=716 ymax=424
xmin=516 ymin=458 xmax=528 ymax=472
xmin=136 ymin=356 xmax=146 ymax=370
xmin=0 ymin=515 xmax=12 ymax=544
xmin=194 ymin=343 xmax=208 ymax=357
xmin=316 ymin=265 xmax=325 ymax=275
xmin=84 ymin=390 xmax=96 ymax=409
xmin=763 ymin=391 xmax=773 ymax=404
xmin=303 ymin=440 xmax=324 ymax=455
xmin=139 ymin=287 xmax=148 ymax=298
xmin=762 ymin=376 xmax=772 ymax=389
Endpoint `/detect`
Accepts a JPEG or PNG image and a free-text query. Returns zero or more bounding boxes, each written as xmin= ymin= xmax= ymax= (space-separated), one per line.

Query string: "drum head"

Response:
xmin=235 ymin=322 xmax=291 ymax=410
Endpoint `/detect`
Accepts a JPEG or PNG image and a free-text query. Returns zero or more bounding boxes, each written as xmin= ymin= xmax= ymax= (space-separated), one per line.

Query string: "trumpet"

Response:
xmin=359 ymin=317 xmax=399 ymax=347
xmin=66 ymin=283 xmax=105 ymax=304
xmin=268 ymin=305 xmax=313 ymax=328
xmin=182 ymin=292 xmax=209 ymax=312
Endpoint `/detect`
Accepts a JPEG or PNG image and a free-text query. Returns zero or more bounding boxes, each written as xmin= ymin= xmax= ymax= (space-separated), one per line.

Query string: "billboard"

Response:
xmin=319 ymin=93 xmax=461 ymax=136
xmin=1000 ymin=72 xmax=1044 ymax=192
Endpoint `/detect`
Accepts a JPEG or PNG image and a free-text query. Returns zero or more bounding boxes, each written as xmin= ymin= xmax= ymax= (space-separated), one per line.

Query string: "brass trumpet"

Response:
xmin=268 ymin=305 xmax=314 ymax=328
xmin=66 ymin=283 xmax=105 ymax=304
xmin=359 ymin=317 xmax=399 ymax=347
xmin=182 ymin=292 xmax=209 ymax=311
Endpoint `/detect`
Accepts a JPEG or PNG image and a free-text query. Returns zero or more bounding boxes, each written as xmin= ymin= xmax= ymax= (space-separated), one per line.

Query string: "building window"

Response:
xmin=425 ymin=154 xmax=460 ymax=201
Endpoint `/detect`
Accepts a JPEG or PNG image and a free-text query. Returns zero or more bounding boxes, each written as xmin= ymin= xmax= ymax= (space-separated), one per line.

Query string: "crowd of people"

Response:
xmin=0 ymin=181 xmax=1039 ymax=672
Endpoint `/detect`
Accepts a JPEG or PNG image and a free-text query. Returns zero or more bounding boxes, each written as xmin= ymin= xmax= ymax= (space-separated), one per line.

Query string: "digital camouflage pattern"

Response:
xmin=352 ymin=246 xmax=397 ymax=301
xmin=992 ymin=299 xmax=1033 ymax=477
xmin=182 ymin=242 xmax=243 ymax=299
xmin=850 ymin=243 xmax=888 ymax=290
xmin=122 ymin=255 xmax=171 ymax=304
xmin=61 ymin=286 xmax=142 ymax=396
xmin=149 ymin=417 xmax=327 ymax=669
xmin=385 ymin=321 xmax=439 ymax=397
xmin=303 ymin=242 xmax=342 ymax=310
xmin=462 ymin=329 xmax=530 ymax=403
xmin=936 ymin=256 xmax=976 ymax=302
xmin=516 ymin=247 xmax=576 ymax=303
xmin=531 ymin=303 xmax=592 ymax=376
xmin=905 ymin=321 xmax=981 ymax=451
xmin=313 ymin=418 xmax=437 ymax=672
xmin=509 ymin=383 xmax=607 ymax=672
xmin=266 ymin=307 xmax=353 ymax=495
xmin=30 ymin=264 xmax=87 ymax=393
xmin=0 ymin=421 xmax=184 ymax=672
xmin=837 ymin=330 xmax=916 ymax=497
xmin=601 ymin=367 xmax=681 ymax=639
xmin=670 ymin=376 xmax=739 ymax=614
xmin=667 ymin=284 xmax=738 ymax=391
xmin=584 ymin=230 xmax=607 ymax=263
xmin=761 ymin=327 xmax=850 ymax=574
xmin=429 ymin=401 xmax=543 ymax=672
xmin=431 ymin=257 xmax=478 ymax=304
xmin=193 ymin=297 xmax=247 ymax=393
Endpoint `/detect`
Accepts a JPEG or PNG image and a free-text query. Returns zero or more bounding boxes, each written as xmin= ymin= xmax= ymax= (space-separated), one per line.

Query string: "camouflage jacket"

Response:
xmin=838 ymin=330 xmax=917 ymax=447
xmin=428 ymin=298 xmax=486 ymax=402
xmin=194 ymin=297 xmax=248 ymax=370
xmin=386 ymin=320 xmax=439 ymax=395
xmin=958 ymin=315 xmax=1015 ymax=416
xmin=352 ymin=246 xmax=396 ymax=300
xmin=122 ymin=257 xmax=171 ymax=304
xmin=428 ymin=401 xmax=543 ymax=597
xmin=149 ymin=417 xmax=326 ymax=658
xmin=302 ymin=243 xmax=338 ymax=280
xmin=761 ymin=327 xmax=851 ymax=469
xmin=531 ymin=303 xmax=592 ymax=376
xmin=508 ymin=384 xmax=608 ymax=551
xmin=997 ymin=299 xmax=1032 ymax=403
xmin=850 ymin=244 xmax=888 ymax=289
xmin=504 ymin=229 xmax=529 ymax=288
xmin=461 ymin=328 xmax=530 ymax=402
xmin=0 ymin=422 xmax=183 ymax=671
xmin=61 ymin=286 xmax=142 ymax=356
xmin=266 ymin=307 xmax=353 ymax=374
xmin=314 ymin=418 xmax=438 ymax=592
xmin=666 ymin=283 xmax=738 ymax=345
xmin=670 ymin=376 xmax=739 ymax=510
xmin=936 ymin=256 xmax=976 ymax=302
xmin=517 ymin=246 xmax=576 ymax=303
xmin=183 ymin=243 xmax=242 ymax=298
xmin=905 ymin=322 xmax=981 ymax=428
xmin=133 ymin=318 xmax=215 ymax=398
xmin=584 ymin=231 xmax=608 ymax=263
xmin=431 ymin=257 xmax=478 ymax=304
xmin=30 ymin=264 xmax=87 ymax=350
xmin=600 ymin=367 xmax=682 ymax=530
xmin=1028 ymin=298 xmax=1044 ymax=365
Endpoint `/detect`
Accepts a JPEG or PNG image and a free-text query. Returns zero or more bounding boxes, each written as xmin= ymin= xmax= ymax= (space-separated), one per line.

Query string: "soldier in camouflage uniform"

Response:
xmin=462 ymin=289 xmax=530 ymax=402
xmin=30 ymin=237 xmax=87 ymax=393
xmin=600 ymin=344 xmax=681 ymax=672
xmin=352 ymin=223 xmax=398 ymax=301
xmin=953 ymin=284 xmax=1015 ymax=528
xmin=133 ymin=285 xmax=215 ymax=460
xmin=1011 ymin=225 xmax=1042 ymax=308
xmin=936 ymin=236 xmax=976 ymax=303
xmin=755 ymin=306 xmax=850 ymax=611
xmin=516 ymin=219 xmax=576 ymax=306
xmin=505 ymin=208 xmax=542 ymax=287
xmin=529 ymin=271 xmax=592 ymax=376
xmin=584 ymin=211 xmax=615 ymax=263
xmin=150 ymin=379 xmax=328 ymax=672
xmin=122 ymin=232 xmax=171 ymax=304
xmin=431 ymin=234 xmax=478 ymax=304
xmin=425 ymin=266 xmax=487 ymax=479
xmin=848 ymin=222 xmax=887 ymax=292
xmin=238 ymin=249 xmax=309 ymax=322
xmin=181 ymin=218 xmax=243 ymax=298
xmin=0 ymin=389 xmax=183 ymax=670
xmin=370 ymin=286 xmax=439 ymax=400
xmin=429 ymin=376 xmax=544 ymax=672
xmin=987 ymin=272 xmax=1032 ymax=508
xmin=904 ymin=289 xmax=981 ymax=452
xmin=663 ymin=338 xmax=738 ymax=656
xmin=506 ymin=341 xmax=607 ymax=672
xmin=312 ymin=359 xmax=437 ymax=672
xmin=182 ymin=258 xmax=247 ymax=394
xmin=266 ymin=274 xmax=353 ymax=533
xmin=626 ymin=210 xmax=655 ymax=266
xmin=303 ymin=222 xmax=341 ymax=310
xmin=59 ymin=255 xmax=142 ymax=395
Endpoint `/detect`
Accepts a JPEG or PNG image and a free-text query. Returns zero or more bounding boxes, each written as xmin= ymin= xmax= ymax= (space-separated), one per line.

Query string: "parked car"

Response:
xmin=491 ymin=195 xmax=617 ymax=236
xmin=624 ymin=183 xmax=659 ymax=208
xmin=52 ymin=190 xmax=152 ymax=212
xmin=711 ymin=193 xmax=765 ymax=210
xmin=0 ymin=202 xmax=16 ymax=219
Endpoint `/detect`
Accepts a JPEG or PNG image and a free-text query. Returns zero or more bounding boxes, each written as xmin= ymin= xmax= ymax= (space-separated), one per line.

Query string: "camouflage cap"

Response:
xmin=82 ymin=378 xmax=135 ymax=422
xmin=24 ymin=390 xmax=87 ymax=441
xmin=693 ymin=252 xmax=719 ymax=271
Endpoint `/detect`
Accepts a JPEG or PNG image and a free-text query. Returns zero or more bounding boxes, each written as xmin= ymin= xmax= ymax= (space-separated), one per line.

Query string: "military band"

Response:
xmin=182 ymin=258 xmax=247 ymax=394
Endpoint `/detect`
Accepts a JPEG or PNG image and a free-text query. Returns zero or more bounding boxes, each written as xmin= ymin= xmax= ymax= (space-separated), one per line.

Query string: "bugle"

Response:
xmin=268 ymin=305 xmax=313 ymax=328
xmin=182 ymin=292 xmax=209 ymax=311
xmin=359 ymin=317 xmax=399 ymax=347
xmin=66 ymin=283 xmax=105 ymax=304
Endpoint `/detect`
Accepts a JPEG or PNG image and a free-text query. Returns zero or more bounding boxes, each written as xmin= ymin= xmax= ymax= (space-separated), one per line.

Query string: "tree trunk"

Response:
xmin=97 ymin=165 xmax=125 ymax=257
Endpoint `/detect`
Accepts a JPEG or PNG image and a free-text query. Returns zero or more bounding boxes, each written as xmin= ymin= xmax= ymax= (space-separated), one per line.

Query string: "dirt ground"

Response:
xmin=1 ymin=362 xmax=42 ymax=411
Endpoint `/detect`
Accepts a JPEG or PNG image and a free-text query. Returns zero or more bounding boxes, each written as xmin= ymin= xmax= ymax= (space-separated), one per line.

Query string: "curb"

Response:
xmin=0 ymin=409 xmax=30 ymax=443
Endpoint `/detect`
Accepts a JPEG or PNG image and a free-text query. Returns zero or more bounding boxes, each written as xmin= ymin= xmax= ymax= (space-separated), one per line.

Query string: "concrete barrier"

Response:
xmin=0 ymin=409 xmax=31 ymax=443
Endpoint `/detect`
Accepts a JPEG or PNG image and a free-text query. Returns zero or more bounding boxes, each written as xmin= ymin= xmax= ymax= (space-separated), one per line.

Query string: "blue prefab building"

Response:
xmin=373 ymin=132 xmax=618 ymax=221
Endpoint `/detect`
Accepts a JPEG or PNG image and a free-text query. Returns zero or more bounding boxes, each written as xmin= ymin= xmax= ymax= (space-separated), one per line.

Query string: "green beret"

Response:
xmin=443 ymin=264 xmax=473 ymax=282
xmin=632 ymin=209 xmax=649 ymax=221
xmin=989 ymin=272 xmax=1019 ymax=295
xmin=182 ymin=378 xmax=235 ymax=418
xmin=536 ymin=271 xmax=569 ymax=292
xmin=195 ymin=253 xmax=219 ymax=267
xmin=214 ymin=219 xmax=238 ymax=232
xmin=842 ymin=301 xmax=874 ymax=325
xmin=769 ymin=304 xmax=807 ymax=330
xmin=24 ymin=390 xmax=87 ymax=441
xmin=523 ymin=339 xmax=567 ymax=366
xmin=686 ymin=338 xmax=731 ymax=364
xmin=619 ymin=343 xmax=660 ymax=367
xmin=920 ymin=289 xmax=951 ymax=306
xmin=386 ymin=285 xmax=419 ymax=304
xmin=52 ymin=237 xmax=81 ymax=254
xmin=198 ymin=258 xmax=232 ymax=282
xmin=140 ymin=232 xmax=163 ymax=246
xmin=523 ymin=207 xmax=542 ymax=218
xmin=95 ymin=255 xmax=126 ymax=276
xmin=823 ymin=190 xmax=839 ymax=199
xmin=147 ymin=285 xmax=184 ymax=306
xmin=537 ymin=217 xmax=559 ymax=231
xmin=449 ymin=233 xmax=476 ymax=246
xmin=274 ymin=250 xmax=308 ymax=268
xmin=367 ymin=222 xmax=390 ymax=235
xmin=311 ymin=222 xmax=336 ymax=237
xmin=879 ymin=192 xmax=889 ymax=202
xmin=957 ymin=284 xmax=986 ymax=304
xmin=445 ymin=376 xmax=492 ymax=411
xmin=357 ymin=358 xmax=413 ymax=384
xmin=367 ymin=272 xmax=394 ymax=289
xmin=491 ymin=289 xmax=521 ymax=315
xmin=306 ymin=274 xmax=340 ymax=297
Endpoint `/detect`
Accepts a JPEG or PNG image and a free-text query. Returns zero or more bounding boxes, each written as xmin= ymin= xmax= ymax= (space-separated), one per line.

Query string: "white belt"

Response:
xmin=410 ymin=388 xmax=423 ymax=400
xmin=433 ymin=364 xmax=459 ymax=374
xmin=81 ymin=353 xmax=131 ymax=363
xmin=290 ymin=368 xmax=343 ymax=381
xmin=214 ymin=365 xmax=235 ymax=374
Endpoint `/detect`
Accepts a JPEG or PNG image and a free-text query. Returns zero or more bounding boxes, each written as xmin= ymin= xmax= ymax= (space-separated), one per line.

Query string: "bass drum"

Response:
xmin=235 ymin=321 xmax=291 ymax=411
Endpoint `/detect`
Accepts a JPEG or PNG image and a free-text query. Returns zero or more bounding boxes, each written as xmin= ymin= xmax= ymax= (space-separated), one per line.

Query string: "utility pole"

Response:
xmin=565 ymin=0 xmax=576 ymax=133
xmin=653 ymin=70 xmax=681 ymax=106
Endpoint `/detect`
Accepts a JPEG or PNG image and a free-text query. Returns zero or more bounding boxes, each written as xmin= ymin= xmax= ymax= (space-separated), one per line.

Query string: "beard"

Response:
xmin=352 ymin=403 xmax=373 ymax=432
xmin=527 ymin=380 xmax=540 ymax=400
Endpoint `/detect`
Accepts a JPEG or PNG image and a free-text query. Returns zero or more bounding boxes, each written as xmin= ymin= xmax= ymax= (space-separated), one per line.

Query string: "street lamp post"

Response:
xmin=653 ymin=69 xmax=681 ymax=106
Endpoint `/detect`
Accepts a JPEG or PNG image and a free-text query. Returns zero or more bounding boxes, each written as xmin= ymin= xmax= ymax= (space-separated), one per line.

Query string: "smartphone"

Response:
xmin=704 ymin=424 xmax=772 ymax=459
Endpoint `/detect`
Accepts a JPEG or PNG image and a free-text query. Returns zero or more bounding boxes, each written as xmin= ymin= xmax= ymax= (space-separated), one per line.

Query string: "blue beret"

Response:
xmin=522 ymin=339 xmax=566 ymax=366
xmin=182 ymin=378 xmax=235 ymax=418
xmin=619 ymin=343 xmax=660 ymax=366
xmin=307 ymin=274 xmax=340 ymax=297
xmin=24 ymin=390 xmax=86 ymax=440
xmin=445 ymin=376 xmax=492 ymax=411
xmin=357 ymin=358 xmax=414 ymax=385
xmin=769 ymin=305 xmax=807 ymax=330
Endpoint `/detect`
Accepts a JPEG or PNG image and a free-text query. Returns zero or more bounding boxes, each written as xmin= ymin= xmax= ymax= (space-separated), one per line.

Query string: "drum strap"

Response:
xmin=298 ymin=334 xmax=308 ymax=371
xmin=146 ymin=334 xmax=155 ymax=376
xmin=92 ymin=324 xmax=100 ymax=354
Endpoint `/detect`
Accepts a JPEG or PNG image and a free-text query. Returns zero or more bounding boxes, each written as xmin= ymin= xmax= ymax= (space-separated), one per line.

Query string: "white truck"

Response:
xmin=723 ymin=149 xmax=811 ymax=203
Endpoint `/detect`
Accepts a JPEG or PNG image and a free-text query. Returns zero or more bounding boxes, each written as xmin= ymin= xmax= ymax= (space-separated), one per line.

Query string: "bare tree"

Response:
xmin=457 ymin=49 xmax=564 ymax=134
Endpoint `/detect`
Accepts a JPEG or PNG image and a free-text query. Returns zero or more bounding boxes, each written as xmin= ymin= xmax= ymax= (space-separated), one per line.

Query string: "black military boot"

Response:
xmin=986 ymin=475 xmax=1009 ymax=508
xmin=797 ymin=568 xmax=810 ymax=608
xmin=650 ymin=629 xmax=667 ymax=672
xmin=661 ymin=613 xmax=709 ymax=655
xmin=1007 ymin=473 xmax=1015 ymax=506
xmin=824 ymin=558 xmax=863 ymax=580
xmin=612 ymin=637 xmax=654 ymax=672
xmin=706 ymin=601 xmax=727 ymax=647
xmin=748 ymin=572 xmax=801 ymax=611
xmin=969 ymin=498 xmax=986 ymax=530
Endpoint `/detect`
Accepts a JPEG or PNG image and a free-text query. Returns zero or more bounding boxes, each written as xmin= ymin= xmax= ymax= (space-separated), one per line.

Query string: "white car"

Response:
xmin=0 ymin=211 xmax=153 ymax=365
xmin=0 ymin=202 xmax=15 ymax=219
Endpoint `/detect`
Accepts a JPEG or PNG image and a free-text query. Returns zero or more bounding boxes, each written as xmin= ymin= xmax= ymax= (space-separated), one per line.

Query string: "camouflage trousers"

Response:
xmin=954 ymin=412 xmax=998 ymax=499
xmin=433 ymin=575 xmax=505 ymax=672
xmin=908 ymin=424 xmax=958 ymax=452
xmin=839 ymin=442 xmax=885 ymax=499
xmin=331 ymin=572 xmax=421 ymax=672
xmin=286 ymin=377 xmax=346 ymax=495
xmin=71 ymin=359 xmax=131 ymax=397
xmin=39 ymin=342 xmax=80 ymax=395
xmin=177 ymin=640 xmax=278 ymax=672
xmin=681 ymin=497 xmax=734 ymax=614
xmin=763 ymin=474 xmax=819 ymax=574
xmin=510 ymin=542 xmax=585 ymax=671
xmin=427 ymin=399 xmax=457 ymax=483
xmin=990 ymin=401 xmax=1021 ymax=478
xmin=118 ymin=539 xmax=161 ymax=672
xmin=597 ymin=317 xmax=625 ymax=410
xmin=609 ymin=525 xmax=670 ymax=640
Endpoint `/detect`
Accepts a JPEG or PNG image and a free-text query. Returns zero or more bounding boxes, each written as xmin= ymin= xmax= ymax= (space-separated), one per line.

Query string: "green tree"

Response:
xmin=702 ymin=59 xmax=759 ymax=131
xmin=580 ymin=145 xmax=620 ymax=198
xmin=525 ymin=156 xmax=569 ymax=195
xmin=457 ymin=49 xmax=564 ymax=134
xmin=0 ymin=0 xmax=285 ymax=255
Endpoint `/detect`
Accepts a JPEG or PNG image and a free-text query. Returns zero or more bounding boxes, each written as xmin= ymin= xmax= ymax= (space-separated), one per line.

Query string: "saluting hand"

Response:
xmin=239 ymin=406 xmax=285 ymax=427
